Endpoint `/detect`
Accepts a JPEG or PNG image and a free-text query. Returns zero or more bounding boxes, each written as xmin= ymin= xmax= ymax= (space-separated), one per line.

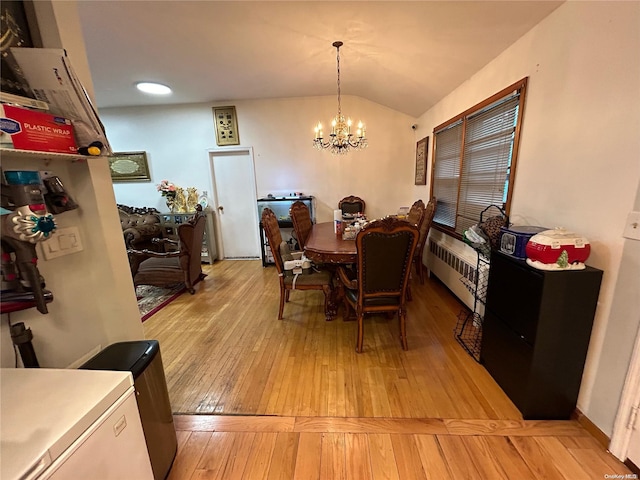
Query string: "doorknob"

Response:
xmin=218 ymin=205 xmax=224 ymax=213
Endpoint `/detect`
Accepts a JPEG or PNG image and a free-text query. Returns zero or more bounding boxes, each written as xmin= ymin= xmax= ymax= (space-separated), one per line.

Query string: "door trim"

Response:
xmin=207 ymin=147 xmax=260 ymax=260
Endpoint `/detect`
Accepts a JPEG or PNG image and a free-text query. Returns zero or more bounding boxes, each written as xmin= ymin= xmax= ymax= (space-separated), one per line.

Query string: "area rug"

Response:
xmin=137 ymin=283 xmax=186 ymax=322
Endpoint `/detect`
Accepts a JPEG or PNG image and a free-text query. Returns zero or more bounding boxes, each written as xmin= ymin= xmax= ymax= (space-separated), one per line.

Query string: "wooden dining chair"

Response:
xmin=413 ymin=197 xmax=437 ymax=284
xmin=337 ymin=216 xmax=418 ymax=353
xmin=406 ymin=199 xmax=426 ymax=228
xmin=339 ymin=195 xmax=366 ymax=215
xmin=261 ymin=208 xmax=334 ymax=321
xmin=289 ymin=200 xmax=313 ymax=250
xmin=404 ymin=199 xmax=426 ymax=301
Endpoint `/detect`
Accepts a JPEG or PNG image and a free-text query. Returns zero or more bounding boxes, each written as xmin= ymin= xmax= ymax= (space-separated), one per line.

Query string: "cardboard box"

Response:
xmin=0 ymin=104 xmax=77 ymax=154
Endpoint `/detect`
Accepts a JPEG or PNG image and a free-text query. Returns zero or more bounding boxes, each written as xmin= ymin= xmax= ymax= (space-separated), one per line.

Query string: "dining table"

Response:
xmin=303 ymin=222 xmax=359 ymax=320
xmin=304 ymin=221 xmax=357 ymax=265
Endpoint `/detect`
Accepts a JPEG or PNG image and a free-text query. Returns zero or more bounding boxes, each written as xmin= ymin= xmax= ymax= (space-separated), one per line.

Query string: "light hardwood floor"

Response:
xmin=143 ymin=260 xmax=632 ymax=479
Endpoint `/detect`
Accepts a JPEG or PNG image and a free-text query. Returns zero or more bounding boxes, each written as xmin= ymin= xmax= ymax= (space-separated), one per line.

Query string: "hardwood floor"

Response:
xmin=143 ymin=260 xmax=631 ymax=478
xmin=144 ymin=260 xmax=517 ymax=418
xmin=166 ymin=415 xmax=632 ymax=480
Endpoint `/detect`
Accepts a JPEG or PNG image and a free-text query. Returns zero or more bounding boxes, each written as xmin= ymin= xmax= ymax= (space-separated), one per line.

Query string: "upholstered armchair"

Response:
xmin=337 ymin=216 xmax=418 ymax=353
xmin=128 ymin=211 xmax=206 ymax=294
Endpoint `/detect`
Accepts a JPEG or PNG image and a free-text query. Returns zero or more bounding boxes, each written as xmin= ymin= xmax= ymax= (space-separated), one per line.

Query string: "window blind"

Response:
xmin=432 ymin=121 xmax=462 ymax=229
xmin=456 ymin=96 xmax=519 ymax=234
xmin=431 ymin=79 xmax=526 ymax=237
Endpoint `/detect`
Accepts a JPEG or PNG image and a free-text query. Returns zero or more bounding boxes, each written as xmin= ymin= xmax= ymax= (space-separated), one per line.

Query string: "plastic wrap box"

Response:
xmin=499 ymin=226 xmax=547 ymax=259
xmin=0 ymin=104 xmax=77 ymax=153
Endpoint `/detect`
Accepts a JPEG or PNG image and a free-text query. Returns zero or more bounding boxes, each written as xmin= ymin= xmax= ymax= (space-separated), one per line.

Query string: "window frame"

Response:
xmin=429 ymin=77 xmax=528 ymax=240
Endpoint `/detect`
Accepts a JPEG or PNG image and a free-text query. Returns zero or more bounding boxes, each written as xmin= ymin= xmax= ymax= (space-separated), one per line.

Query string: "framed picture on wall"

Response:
xmin=213 ymin=106 xmax=240 ymax=146
xmin=108 ymin=152 xmax=151 ymax=182
xmin=415 ymin=136 xmax=429 ymax=185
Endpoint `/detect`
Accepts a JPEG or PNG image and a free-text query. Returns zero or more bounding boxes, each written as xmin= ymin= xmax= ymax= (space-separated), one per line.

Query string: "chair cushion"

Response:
xmin=283 ymin=269 xmax=331 ymax=286
xmin=344 ymin=289 xmax=400 ymax=307
xmin=134 ymin=257 xmax=183 ymax=286
xmin=138 ymin=256 xmax=181 ymax=270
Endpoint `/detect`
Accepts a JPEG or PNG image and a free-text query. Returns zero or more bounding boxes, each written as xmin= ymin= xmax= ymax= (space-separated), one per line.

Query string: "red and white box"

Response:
xmin=0 ymin=104 xmax=77 ymax=154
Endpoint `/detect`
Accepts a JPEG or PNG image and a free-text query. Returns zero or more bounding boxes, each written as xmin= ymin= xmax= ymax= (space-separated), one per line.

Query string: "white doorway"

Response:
xmin=209 ymin=148 xmax=260 ymax=259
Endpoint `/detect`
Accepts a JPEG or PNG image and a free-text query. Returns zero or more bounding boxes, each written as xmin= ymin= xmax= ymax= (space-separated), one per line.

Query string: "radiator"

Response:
xmin=426 ymin=233 xmax=480 ymax=311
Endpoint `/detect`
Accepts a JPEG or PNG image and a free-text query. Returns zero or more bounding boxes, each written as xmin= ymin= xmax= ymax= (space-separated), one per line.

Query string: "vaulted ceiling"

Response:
xmin=77 ymin=1 xmax=563 ymax=117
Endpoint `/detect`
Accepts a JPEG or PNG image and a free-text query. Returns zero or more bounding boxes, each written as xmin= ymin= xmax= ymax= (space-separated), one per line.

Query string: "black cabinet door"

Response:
xmin=481 ymin=310 xmax=533 ymax=411
xmin=485 ymin=251 xmax=543 ymax=345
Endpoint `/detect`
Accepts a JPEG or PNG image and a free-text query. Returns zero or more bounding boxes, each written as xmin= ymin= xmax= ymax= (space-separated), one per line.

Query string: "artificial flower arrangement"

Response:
xmin=156 ymin=180 xmax=177 ymax=197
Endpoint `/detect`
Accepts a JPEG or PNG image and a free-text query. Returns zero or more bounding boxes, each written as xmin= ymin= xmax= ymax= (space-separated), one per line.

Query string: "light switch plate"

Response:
xmin=39 ymin=226 xmax=84 ymax=260
xmin=623 ymin=211 xmax=640 ymax=241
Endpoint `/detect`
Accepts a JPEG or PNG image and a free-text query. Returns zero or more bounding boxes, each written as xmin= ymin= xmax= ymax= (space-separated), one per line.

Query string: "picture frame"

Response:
xmin=108 ymin=151 xmax=151 ymax=182
xmin=414 ymin=136 xmax=429 ymax=186
xmin=212 ymin=106 xmax=240 ymax=146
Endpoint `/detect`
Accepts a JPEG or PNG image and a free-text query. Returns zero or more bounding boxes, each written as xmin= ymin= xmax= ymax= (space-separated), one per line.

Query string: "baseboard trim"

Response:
xmin=572 ymin=408 xmax=609 ymax=449
xmin=624 ymin=458 xmax=640 ymax=476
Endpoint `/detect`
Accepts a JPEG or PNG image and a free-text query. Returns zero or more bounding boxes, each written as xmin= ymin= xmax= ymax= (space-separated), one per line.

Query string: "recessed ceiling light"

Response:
xmin=135 ymin=82 xmax=172 ymax=95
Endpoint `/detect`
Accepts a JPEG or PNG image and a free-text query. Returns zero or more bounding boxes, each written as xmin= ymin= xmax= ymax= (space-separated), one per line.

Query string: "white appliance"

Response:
xmin=1 ymin=368 xmax=154 ymax=480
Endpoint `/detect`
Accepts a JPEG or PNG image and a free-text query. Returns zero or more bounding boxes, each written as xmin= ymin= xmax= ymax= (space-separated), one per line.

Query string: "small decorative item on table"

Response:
xmin=157 ymin=180 xmax=177 ymax=212
xmin=525 ymin=228 xmax=591 ymax=271
xmin=186 ymin=187 xmax=199 ymax=212
xmin=198 ymin=191 xmax=209 ymax=210
xmin=174 ymin=187 xmax=187 ymax=213
xmin=342 ymin=226 xmax=356 ymax=240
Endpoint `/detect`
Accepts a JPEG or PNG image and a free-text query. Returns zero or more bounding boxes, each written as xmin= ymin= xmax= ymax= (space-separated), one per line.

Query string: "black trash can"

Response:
xmin=80 ymin=340 xmax=177 ymax=480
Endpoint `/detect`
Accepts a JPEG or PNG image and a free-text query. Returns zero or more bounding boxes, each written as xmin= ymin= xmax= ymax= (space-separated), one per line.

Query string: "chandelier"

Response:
xmin=313 ymin=41 xmax=367 ymax=154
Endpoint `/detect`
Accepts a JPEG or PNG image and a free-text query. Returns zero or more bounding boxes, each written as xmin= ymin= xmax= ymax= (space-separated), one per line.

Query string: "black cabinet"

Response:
xmin=480 ymin=251 xmax=603 ymax=419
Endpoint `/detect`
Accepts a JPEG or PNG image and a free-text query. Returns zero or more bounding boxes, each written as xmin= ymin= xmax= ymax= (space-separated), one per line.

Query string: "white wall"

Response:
xmin=415 ymin=1 xmax=640 ymax=436
xmin=1 ymin=1 xmax=145 ymax=369
xmin=102 ymin=95 xmax=419 ymax=223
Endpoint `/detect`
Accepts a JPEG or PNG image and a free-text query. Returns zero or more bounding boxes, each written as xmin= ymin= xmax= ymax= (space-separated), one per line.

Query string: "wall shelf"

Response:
xmin=0 ymin=148 xmax=89 ymax=162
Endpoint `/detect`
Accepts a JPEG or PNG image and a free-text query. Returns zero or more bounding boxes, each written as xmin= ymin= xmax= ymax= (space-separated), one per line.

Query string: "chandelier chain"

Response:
xmin=336 ymin=45 xmax=341 ymax=116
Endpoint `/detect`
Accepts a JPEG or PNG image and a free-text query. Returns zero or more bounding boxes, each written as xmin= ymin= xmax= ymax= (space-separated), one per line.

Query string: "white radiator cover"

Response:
xmin=426 ymin=230 xmax=480 ymax=311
